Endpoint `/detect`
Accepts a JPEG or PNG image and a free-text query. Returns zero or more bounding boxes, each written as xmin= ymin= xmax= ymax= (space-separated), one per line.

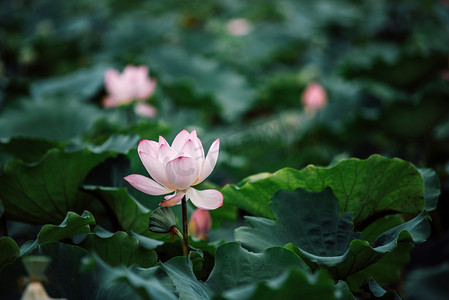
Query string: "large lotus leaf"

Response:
xmin=83 ymin=186 xmax=150 ymax=234
xmin=160 ymin=256 xmax=211 ymax=299
xmin=120 ymin=120 xmax=171 ymax=141
xmin=222 ymin=155 xmax=424 ymax=227
xmin=0 ymin=137 xmax=66 ymax=163
xmin=0 ymin=237 xmax=20 ymax=269
xmin=368 ymin=278 xmax=402 ymax=300
xmin=206 ymin=242 xmax=309 ymax=293
xmin=146 ymin=46 xmax=255 ymax=121
xmin=236 ymin=188 xmax=431 ymax=283
xmin=95 ymin=260 xmax=177 ymax=300
xmin=235 ymin=189 xmax=361 ymax=255
xmin=30 ymin=64 xmax=107 ymax=100
xmin=0 ymin=98 xmax=101 ymax=141
xmin=0 ymin=148 xmax=115 ymax=224
xmin=86 ymin=231 xmax=158 ymax=268
xmin=418 ymin=168 xmax=440 ymax=211
xmin=159 ymin=242 xmax=309 ymax=300
xmin=86 ymin=134 xmax=140 ymax=155
xmin=345 ymin=240 xmax=411 ymax=291
xmin=0 ymin=242 xmax=97 ymax=299
xmin=216 ymin=269 xmax=354 ymax=300
xmin=37 ymin=210 xmax=96 ymax=244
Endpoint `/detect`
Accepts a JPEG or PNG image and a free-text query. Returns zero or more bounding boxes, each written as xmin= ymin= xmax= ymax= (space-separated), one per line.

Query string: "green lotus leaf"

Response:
xmin=0 ymin=137 xmax=66 ymax=163
xmin=146 ymin=46 xmax=255 ymax=122
xmin=83 ymin=186 xmax=150 ymax=235
xmin=0 ymin=148 xmax=117 ymax=224
xmin=217 ymin=269 xmax=354 ymax=300
xmin=235 ymin=188 xmax=431 ymax=287
xmin=0 ymin=98 xmax=101 ymax=141
xmin=37 ymin=210 xmax=96 ymax=244
xmin=223 ymin=155 xmax=425 ymax=228
xmin=86 ymin=231 xmax=158 ymax=268
xmin=159 ymin=242 xmax=309 ymax=300
xmin=418 ymin=168 xmax=440 ymax=211
xmin=0 ymin=237 xmax=20 ymax=270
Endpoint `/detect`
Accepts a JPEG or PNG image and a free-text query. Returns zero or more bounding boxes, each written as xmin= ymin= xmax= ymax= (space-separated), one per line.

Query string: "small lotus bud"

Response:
xmin=148 ymin=207 xmax=176 ymax=234
xmin=188 ymin=209 xmax=211 ymax=240
xmin=302 ymin=82 xmax=327 ymax=113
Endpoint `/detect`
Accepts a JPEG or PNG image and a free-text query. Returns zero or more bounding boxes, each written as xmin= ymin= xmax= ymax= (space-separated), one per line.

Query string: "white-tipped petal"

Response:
xmin=138 ymin=151 xmax=173 ymax=189
xmin=124 ymin=174 xmax=173 ymax=195
xmin=159 ymin=192 xmax=185 ymax=207
xmin=166 ymin=156 xmax=198 ymax=190
xmin=171 ymin=129 xmax=190 ymax=152
xmin=186 ymin=187 xmax=223 ymax=210
xmin=196 ymin=138 xmax=220 ymax=184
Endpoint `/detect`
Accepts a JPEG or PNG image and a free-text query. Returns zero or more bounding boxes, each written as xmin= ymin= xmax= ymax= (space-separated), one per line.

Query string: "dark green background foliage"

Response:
xmin=1 ymin=0 xmax=449 ymax=299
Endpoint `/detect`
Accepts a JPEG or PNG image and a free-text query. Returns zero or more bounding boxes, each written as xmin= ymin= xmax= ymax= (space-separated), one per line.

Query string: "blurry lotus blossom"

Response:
xmin=188 ymin=209 xmax=211 ymax=240
xmin=125 ymin=129 xmax=223 ymax=210
xmin=103 ymin=65 xmax=156 ymax=109
xmin=302 ymin=82 xmax=327 ymax=113
xmin=442 ymin=71 xmax=449 ymax=83
xmin=226 ymin=18 xmax=252 ymax=36
xmin=442 ymin=57 xmax=449 ymax=82
xmin=21 ymin=282 xmax=66 ymax=300
xmin=134 ymin=102 xmax=157 ymax=118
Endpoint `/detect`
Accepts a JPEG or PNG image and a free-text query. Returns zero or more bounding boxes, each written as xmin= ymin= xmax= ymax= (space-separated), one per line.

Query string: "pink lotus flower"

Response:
xmin=188 ymin=209 xmax=212 ymax=240
xmin=103 ymin=65 xmax=156 ymax=108
xmin=225 ymin=18 xmax=252 ymax=36
xmin=124 ymin=129 xmax=223 ymax=210
xmin=302 ymin=82 xmax=327 ymax=113
xmin=134 ymin=102 xmax=157 ymax=118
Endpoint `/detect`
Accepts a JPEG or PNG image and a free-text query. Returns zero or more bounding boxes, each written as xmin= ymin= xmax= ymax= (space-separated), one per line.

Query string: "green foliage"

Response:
xmin=236 ymin=187 xmax=431 ymax=290
xmin=0 ymin=237 xmax=20 ymax=269
xmin=148 ymin=47 xmax=256 ymax=122
xmin=0 ymin=0 xmax=447 ymax=298
xmin=0 ymin=98 xmax=101 ymax=141
xmin=0 ymin=243 xmax=95 ymax=299
xmin=236 ymin=188 xmax=360 ymax=254
xmin=0 ymin=148 xmax=115 ymax=224
xmin=419 ymin=168 xmax=441 ymax=211
xmin=86 ymin=231 xmax=158 ymax=268
xmin=216 ymin=269 xmax=354 ymax=300
xmin=368 ymin=278 xmax=402 ymax=300
xmin=37 ymin=210 xmax=95 ymax=244
xmin=223 ymin=155 xmax=424 ymax=227
xmin=83 ymin=186 xmax=150 ymax=234
xmin=0 ymin=137 xmax=66 ymax=163
xmin=160 ymin=242 xmax=310 ymax=299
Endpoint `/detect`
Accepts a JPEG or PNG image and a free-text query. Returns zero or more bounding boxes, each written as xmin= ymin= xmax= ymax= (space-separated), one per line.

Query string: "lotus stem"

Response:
xmin=181 ymin=195 xmax=189 ymax=257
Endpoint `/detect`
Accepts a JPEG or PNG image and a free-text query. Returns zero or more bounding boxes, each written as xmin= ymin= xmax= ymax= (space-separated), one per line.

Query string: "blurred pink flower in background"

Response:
xmin=103 ymin=65 xmax=157 ymax=116
xmin=134 ymin=102 xmax=157 ymax=118
xmin=125 ymin=129 xmax=223 ymax=210
xmin=442 ymin=57 xmax=449 ymax=82
xmin=301 ymin=82 xmax=327 ymax=113
xmin=226 ymin=18 xmax=252 ymax=36
xmin=188 ymin=208 xmax=212 ymax=240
